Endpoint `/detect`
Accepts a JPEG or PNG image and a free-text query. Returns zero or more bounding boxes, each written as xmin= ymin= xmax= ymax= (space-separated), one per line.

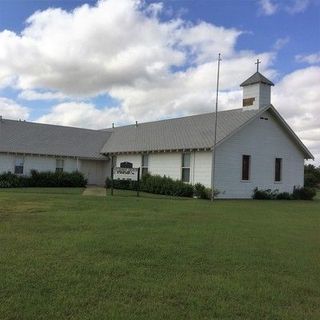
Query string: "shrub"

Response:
xmin=0 ymin=170 xmax=87 ymax=188
xmin=140 ymin=174 xmax=194 ymax=197
xmin=253 ymin=187 xmax=316 ymax=201
xmin=193 ymin=183 xmax=219 ymax=199
xmin=252 ymin=188 xmax=279 ymax=200
xmin=276 ymin=192 xmax=292 ymax=200
xmin=106 ymin=174 xmax=219 ymax=199
xmin=292 ymin=186 xmax=316 ymax=200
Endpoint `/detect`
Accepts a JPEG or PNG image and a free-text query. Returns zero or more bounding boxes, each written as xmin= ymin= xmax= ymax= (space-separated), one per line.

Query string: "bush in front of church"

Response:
xmin=193 ymin=183 xmax=219 ymax=199
xmin=140 ymin=173 xmax=194 ymax=197
xmin=0 ymin=170 xmax=87 ymax=188
xmin=252 ymin=187 xmax=316 ymax=200
xmin=292 ymin=186 xmax=317 ymax=200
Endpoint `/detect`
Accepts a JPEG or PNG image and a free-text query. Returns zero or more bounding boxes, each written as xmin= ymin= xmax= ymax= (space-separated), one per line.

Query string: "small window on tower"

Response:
xmin=243 ymin=98 xmax=255 ymax=107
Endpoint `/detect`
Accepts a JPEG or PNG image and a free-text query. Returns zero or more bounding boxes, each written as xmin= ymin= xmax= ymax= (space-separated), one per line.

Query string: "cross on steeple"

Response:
xmin=255 ymin=59 xmax=261 ymax=72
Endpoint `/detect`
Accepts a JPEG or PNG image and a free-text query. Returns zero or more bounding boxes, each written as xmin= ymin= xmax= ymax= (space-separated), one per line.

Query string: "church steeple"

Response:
xmin=240 ymin=60 xmax=274 ymax=110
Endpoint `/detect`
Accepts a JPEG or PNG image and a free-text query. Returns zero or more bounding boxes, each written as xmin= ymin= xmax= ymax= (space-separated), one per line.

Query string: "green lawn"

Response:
xmin=0 ymin=188 xmax=319 ymax=320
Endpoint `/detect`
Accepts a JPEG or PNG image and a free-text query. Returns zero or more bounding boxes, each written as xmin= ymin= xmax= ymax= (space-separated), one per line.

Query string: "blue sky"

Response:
xmin=0 ymin=0 xmax=319 ymax=161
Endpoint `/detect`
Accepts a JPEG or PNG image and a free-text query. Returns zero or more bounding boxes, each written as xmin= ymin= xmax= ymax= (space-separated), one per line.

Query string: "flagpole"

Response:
xmin=211 ymin=53 xmax=222 ymax=201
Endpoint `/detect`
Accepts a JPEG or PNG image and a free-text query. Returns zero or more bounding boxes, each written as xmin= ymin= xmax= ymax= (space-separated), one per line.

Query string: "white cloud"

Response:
xmin=18 ymin=90 xmax=68 ymax=101
xmin=285 ymin=0 xmax=310 ymax=14
xmin=0 ymin=0 xmax=318 ymax=163
xmin=36 ymin=102 xmax=131 ymax=129
xmin=273 ymin=37 xmax=290 ymax=50
xmin=0 ymin=97 xmax=30 ymax=120
xmin=259 ymin=0 xmax=278 ymax=15
xmin=295 ymin=52 xmax=320 ymax=64
xmin=273 ymin=66 xmax=320 ymax=163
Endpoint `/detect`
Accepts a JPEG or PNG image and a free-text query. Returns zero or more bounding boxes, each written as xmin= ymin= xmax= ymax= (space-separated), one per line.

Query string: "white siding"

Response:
xmin=114 ymin=151 xmax=212 ymax=186
xmin=0 ymin=153 xmax=109 ymax=185
xmin=215 ymin=110 xmax=305 ymax=198
xmin=243 ymin=83 xmax=271 ymax=110
xmin=193 ymin=151 xmax=212 ymax=187
xmin=0 ymin=154 xmax=15 ymax=173
xmin=149 ymin=153 xmax=182 ymax=180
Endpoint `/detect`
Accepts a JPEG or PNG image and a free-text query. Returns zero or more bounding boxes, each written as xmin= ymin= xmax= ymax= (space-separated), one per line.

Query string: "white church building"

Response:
xmin=0 ymin=70 xmax=314 ymax=198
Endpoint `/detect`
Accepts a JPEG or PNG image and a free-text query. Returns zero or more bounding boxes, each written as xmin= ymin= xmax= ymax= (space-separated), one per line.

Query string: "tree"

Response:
xmin=304 ymin=164 xmax=320 ymax=188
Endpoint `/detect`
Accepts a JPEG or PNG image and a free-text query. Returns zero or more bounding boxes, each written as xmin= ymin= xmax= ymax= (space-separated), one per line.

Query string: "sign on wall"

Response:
xmin=113 ymin=167 xmax=139 ymax=181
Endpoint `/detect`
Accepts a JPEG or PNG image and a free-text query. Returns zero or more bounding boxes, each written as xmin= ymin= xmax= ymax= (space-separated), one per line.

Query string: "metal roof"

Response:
xmin=0 ymin=119 xmax=111 ymax=159
xmin=101 ymin=108 xmax=262 ymax=154
xmin=0 ymin=105 xmax=313 ymax=160
xmin=240 ymin=72 xmax=274 ymax=87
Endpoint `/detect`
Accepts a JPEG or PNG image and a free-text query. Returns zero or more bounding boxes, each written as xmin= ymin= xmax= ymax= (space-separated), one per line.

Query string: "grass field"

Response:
xmin=0 ymin=188 xmax=319 ymax=320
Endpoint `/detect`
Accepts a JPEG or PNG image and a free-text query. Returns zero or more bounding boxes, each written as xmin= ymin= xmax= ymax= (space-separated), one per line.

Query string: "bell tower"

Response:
xmin=240 ymin=59 xmax=274 ymax=110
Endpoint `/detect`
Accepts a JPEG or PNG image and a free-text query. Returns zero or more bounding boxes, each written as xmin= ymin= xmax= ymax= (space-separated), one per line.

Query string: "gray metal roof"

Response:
xmin=0 ymin=119 xmax=111 ymax=159
xmin=0 ymin=105 xmax=313 ymax=160
xmin=101 ymin=108 xmax=262 ymax=154
xmin=240 ymin=72 xmax=274 ymax=87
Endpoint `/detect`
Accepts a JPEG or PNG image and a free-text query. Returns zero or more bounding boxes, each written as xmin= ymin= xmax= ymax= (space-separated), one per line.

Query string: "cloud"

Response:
xmin=273 ymin=36 xmax=290 ymax=50
xmin=18 ymin=90 xmax=68 ymax=101
xmin=273 ymin=66 xmax=320 ymax=162
xmin=258 ymin=0 xmax=278 ymax=15
xmin=36 ymin=102 xmax=131 ymax=129
xmin=295 ymin=52 xmax=320 ymax=64
xmin=0 ymin=0 xmax=318 ymax=163
xmin=0 ymin=97 xmax=30 ymax=120
xmin=285 ymin=0 xmax=310 ymax=14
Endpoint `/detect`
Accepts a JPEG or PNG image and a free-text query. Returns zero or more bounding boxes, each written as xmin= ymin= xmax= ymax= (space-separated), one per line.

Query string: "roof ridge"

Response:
xmin=1 ymin=118 xmax=106 ymax=133
xmin=106 ymin=108 xmax=245 ymax=130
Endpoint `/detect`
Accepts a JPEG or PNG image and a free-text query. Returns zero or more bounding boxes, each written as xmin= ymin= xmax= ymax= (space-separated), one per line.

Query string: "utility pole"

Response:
xmin=211 ymin=53 xmax=222 ymax=201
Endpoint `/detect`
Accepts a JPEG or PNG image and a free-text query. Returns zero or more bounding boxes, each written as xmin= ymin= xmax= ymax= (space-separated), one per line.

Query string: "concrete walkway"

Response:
xmin=82 ymin=186 xmax=106 ymax=197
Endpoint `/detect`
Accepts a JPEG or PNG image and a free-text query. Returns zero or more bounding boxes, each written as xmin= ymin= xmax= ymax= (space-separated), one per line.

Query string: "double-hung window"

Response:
xmin=14 ymin=157 xmax=24 ymax=174
xmin=56 ymin=159 xmax=64 ymax=173
xmin=141 ymin=154 xmax=149 ymax=176
xmin=181 ymin=153 xmax=191 ymax=183
xmin=242 ymin=155 xmax=251 ymax=181
xmin=275 ymin=158 xmax=282 ymax=182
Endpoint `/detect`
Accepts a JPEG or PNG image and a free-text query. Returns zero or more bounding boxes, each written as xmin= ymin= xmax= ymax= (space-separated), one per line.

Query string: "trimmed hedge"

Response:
xmin=106 ymin=173 xmax=218 ymax=199
xmin=0 ymin=170 xmax=87 ymax=188
xmin=252 ymin=187 xmax=316 ymax=200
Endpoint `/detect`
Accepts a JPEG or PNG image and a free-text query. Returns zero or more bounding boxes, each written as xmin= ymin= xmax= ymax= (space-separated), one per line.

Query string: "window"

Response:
xmin=181 ymin=153 xmax=191 ymax=182
xmin=242 ymin=155 xmax=250 ymax=180
xmin=56 ymin=159 xmax=64 ymax=173
xmin=120 ymin=161 xmax=133 ymax=168
xmin=14 ymin=157 xmax=24 ymax=174
xmin=275 ymin=158 xmax=282 ymax=182
xmin=141 ymin=154 xmax=149 ymax=176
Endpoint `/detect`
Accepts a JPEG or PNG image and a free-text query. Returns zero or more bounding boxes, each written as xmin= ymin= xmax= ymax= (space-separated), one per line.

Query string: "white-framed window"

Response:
xmin=275 ymin=158 xmax=282 ymax=182
xmin=56 ymin=159 xmax=64 ymax=173
xmin=141 ymin=154 xmax=149 ymax=176
xmin=242 ymin=155 xmax=251 ymax=181
xmin=14 ymin=157 xmax=24 ymax=174
xmin=181 ymin=153 xmax=191 ymax=183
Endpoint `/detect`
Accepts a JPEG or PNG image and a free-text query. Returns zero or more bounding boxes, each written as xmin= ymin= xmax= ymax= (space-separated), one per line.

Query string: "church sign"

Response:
xmin=113 ymin=167 xmax=139 ymax=181
xmin=110 ymin=166 xmax=141 ymax=197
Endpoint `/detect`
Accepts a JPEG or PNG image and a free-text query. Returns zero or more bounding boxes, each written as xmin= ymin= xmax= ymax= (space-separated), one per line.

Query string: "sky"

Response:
xmin=0 ymin=0 xmax=319 ymax=163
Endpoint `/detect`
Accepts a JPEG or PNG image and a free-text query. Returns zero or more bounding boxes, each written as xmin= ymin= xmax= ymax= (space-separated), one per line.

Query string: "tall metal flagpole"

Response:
xmin=211 ymin=53 xmax=222 ymax=201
